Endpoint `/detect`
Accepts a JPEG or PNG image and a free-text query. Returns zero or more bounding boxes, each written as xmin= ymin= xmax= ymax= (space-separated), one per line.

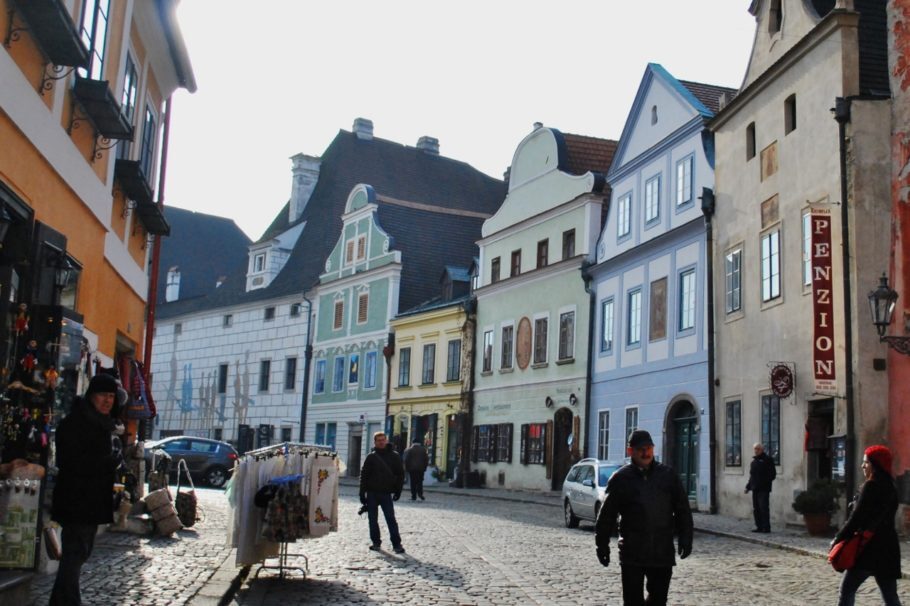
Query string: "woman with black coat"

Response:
xmin=833 ymin=444 xmax=902 ymax=606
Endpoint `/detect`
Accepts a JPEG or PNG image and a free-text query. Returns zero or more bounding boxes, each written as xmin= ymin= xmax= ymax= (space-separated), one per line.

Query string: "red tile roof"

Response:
xmin=678 ymin=80 xmax=739 ymax=114
xmin=562 ymin=133 xmax=618 ymax=176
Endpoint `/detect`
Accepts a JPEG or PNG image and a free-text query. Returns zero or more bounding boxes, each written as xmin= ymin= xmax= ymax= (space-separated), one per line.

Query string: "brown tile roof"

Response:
xmin=561 ymin=133 xmax=618 ymax=176
xmin=678 ymin=80 xmax=739 ymax=114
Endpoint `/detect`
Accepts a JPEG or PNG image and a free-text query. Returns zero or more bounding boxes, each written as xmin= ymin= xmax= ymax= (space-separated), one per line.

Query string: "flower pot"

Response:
xmin=803 ymin=512 xmax=832 ymax=536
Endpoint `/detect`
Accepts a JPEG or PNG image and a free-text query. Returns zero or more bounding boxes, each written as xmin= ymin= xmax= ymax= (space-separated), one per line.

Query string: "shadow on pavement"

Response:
xmin=237 ymin=576 xmax=381 ymax=605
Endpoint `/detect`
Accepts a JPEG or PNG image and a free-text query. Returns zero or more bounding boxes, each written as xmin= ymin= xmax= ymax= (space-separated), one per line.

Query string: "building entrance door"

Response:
xmin=349 ymin=426 xmax=363 ymax=477
xmin=671 ymin=402 xmax=698 ymax=499
xmin=551 ymin=407 xmax=573 ymax=491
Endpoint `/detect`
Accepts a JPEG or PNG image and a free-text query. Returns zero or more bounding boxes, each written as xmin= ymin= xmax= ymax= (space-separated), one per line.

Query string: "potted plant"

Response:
xmin=792 ymin=479 xmax=840 ymax=535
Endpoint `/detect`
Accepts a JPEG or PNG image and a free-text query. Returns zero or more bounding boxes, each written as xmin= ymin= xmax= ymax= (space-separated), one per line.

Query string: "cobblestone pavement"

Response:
xmin=225 ymin=482 xmax=910 ymax=606
xmin=28 ymin=487 xmax=233 ymax=606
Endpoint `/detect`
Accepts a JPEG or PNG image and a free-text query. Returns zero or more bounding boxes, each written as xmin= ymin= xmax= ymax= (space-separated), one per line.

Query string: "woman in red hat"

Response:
xmin=831 ymin=445 xmax=902 ymax=606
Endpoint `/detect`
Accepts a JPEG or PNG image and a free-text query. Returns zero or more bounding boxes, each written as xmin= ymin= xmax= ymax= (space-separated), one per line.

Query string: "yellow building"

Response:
xmin=0 ymin=0 xmax=194 ymax=406
xmin=388 ymin=286 xmax=474 ymax=480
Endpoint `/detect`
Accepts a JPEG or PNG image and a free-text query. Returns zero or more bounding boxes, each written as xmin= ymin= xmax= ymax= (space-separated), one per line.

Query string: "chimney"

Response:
xmin=289 ymin=153 xmax=321 ymax=222
xmin=416 ymin=136 xmax=439 ymax=155
xmin=165 ymin=266 xmax=180 ymax=302
xmin=533 ymin=121 xmax=544 ymax=130
xmin=717 ymin=92 xmax=729 ymax=110
xmin=353 ymin=117 xmax=373 ymax=140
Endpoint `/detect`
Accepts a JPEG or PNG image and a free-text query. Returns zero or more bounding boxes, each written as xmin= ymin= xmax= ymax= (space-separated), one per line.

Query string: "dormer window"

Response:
xmin=254 ymin=253 xmax=266 ymax=273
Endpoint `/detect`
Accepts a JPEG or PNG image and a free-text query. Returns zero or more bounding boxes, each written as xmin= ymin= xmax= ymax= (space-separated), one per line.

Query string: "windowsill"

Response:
xmin=555 ymin=357 xmax=575 ymax=365
xmin=419 ymin=383 xmax=436 ymax=389
xmin=760 ymin=295 xmax=785 ymax=312
xmin=531 ymin=362 xmax=548 ymax=369
xmin=676 ymin=328 xmax=696 ymax=338
xmin=723 ymin=467 xmax=745 ymax=475
xmin=481 ymin=370 xmax=493 ymax=377
xmin=396 ymin=385 xmax=413 ymax=390
xmin=444 ymin=380 xmax=461 ymax=386
xmin=644 ymin=217 xmax=660 ymax=230
xmin=724 ymin=310 xmax=744 ymax=324
xmin=499 ymin=367 xmax=514 ymax=374
xmin=598 ymin=349 xmax=613 ymax=357
xmin=675 ymin=200 xmax=695 ymax=213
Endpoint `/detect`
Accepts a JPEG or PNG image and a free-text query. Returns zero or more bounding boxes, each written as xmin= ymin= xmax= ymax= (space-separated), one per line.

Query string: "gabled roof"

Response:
xmin=158 ymin=130 xmax=505 ymax=320
xmin=155 ymin=207 xmax=251 ymax=305
xmin=562 ymin=133 xmax=618 ymax=176
xmin=678 ymin=80 xmax=738 ymax=115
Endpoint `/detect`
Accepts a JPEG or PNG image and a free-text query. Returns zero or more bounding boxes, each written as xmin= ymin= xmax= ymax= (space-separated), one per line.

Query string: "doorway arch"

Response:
xmin=666 ymin=399 xmax=698 ymax=499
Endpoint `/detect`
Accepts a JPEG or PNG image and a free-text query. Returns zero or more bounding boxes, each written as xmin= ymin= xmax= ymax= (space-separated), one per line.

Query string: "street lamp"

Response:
xmin=867 ymin=273 xmax=910 ymax=355
xmin=0 ymin=204 xmax=12 ymax=247
xmin=53 ymin=253 xmax=74 ymax=291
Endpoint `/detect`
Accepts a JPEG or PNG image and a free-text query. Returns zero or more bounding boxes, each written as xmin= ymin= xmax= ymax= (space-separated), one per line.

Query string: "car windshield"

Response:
xmin=599 ymin=465 xmax=621 ymax=486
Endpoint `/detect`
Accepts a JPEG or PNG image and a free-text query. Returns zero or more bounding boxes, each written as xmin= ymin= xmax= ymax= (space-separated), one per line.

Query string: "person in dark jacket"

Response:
xmin=359 ymin=432 xmax=406 ymax=553
xmin=745 ymin=442 xmax=776 ymax=533
xmin=403 ymin=439 xmax=429 ymax=501
xmin=50 ymin=374 xmax=122 ymax=605
xmin=595 ymin=429 xmax=693 ymax=606
xmin=833 ymin=445 xmax=902 ymax=606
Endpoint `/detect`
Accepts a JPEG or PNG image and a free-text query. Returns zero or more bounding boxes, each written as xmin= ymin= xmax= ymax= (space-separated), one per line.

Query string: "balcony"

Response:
xmin=114 ymin=159 xmax=153 ymax=206
xmin=7 ymin=0 xmax=88 ymax=68
xmin=134 ymin=202 xmax=170 ymax=236
xmin=71 ymin=77 xmax=133 ymax=140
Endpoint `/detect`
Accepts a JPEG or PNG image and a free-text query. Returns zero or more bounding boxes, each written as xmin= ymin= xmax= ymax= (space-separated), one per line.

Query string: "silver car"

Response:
xmin=562 ymin=458 xmax=623 ymax=528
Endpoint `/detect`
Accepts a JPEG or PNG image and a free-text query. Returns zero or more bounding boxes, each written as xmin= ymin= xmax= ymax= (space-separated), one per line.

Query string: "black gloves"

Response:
xmin=678 ymin=542 xmax=692 ymax=559
xmin=596 ymin=545 xmax=610 ymax=567
xmin=393 ymin=492 xmax=401 ymax=501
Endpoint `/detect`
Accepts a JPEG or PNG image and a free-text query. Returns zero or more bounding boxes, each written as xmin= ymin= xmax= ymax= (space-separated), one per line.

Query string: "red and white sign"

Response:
xmin=811 ymin=209 xmax=836 ymax=393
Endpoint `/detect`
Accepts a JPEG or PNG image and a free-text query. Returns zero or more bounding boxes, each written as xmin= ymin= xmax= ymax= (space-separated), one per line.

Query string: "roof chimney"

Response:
xmin=289 ymin=153 xmax=321 ymax=222
xmin=416 ymin=136 xmax=439 ymax=155
xmin=533 ymin=122 xmax=544 ymax=130
xmin=353 ymin=117 xmax=373 ymax=140
xmin=165 ymin=267 xmax=180 ymax=302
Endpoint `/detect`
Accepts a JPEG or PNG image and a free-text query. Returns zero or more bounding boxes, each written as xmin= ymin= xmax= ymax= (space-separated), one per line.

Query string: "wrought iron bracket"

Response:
xmin=3 ymin=7 xmax=27 ymax=49
xmin=880 ymin=336 xmax=910 ymax=356
xmin=38 ymin=63 xmax=75 ymax=96
xmin=92 ymin=134 xmax=118 ymax=162
xmin=67 ymin=95 xmax=89 ymax=135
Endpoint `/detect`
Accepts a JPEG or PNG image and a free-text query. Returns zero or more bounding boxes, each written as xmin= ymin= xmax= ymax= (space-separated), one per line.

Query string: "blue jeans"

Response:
xmin=366 ymin=492 xmax=402 ymax=548
xmin=49 ymin=524 xmax=97 ymax=606
xmin=837 ymin=568 xmax=902 ymax=606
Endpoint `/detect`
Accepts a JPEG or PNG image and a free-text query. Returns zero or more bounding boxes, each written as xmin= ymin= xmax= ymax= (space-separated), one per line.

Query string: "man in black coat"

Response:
xmin=595 ymin=430 xmax=693 ymax=606
xmin=50 ymin=374 xmax=122 ymax=605
xmin=403 ymin=440 xmax=429 ymax=501
xmin=745 ymin=442 xmax=776 ymax=533
xmin=359 ymin=432 xmax=406 ymax=553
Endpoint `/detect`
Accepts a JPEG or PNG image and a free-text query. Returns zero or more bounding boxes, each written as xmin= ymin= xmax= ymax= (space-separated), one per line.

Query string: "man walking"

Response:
xmin=595 ymin=430 xmax=693 ymax=606
xmin=745 ymin=442 xmax=776 ymax=533
xmin=359 ymin=432 xmax=406 ymax=553
xmin=403 ymin=439 xmax=429 ymax=501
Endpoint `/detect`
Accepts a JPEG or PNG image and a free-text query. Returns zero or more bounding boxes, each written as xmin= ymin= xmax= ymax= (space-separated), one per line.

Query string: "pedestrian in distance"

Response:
xmin=595 ymin=429 xmax=693 ymax=606
xmin=50 ymin=374 xmax=124 ymax=605
xmin=359 ymin=432 xmax=406 ymax=554
xmin=745 ymin=442 xmax=776 ymax=533
xmin=403 ymin=439 xmax=429 ymax=501
xmin=832 ymin=445 xmax=902 ymax=606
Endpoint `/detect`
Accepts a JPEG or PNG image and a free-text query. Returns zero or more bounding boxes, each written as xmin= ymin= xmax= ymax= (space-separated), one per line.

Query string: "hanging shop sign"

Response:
xmin=810 ymin=209 xmax=836 ymax=394
xmin=769 ymin=363 xmax=794 ymax=398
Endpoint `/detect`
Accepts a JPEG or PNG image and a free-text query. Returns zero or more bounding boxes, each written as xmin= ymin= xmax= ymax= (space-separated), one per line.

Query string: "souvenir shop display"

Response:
xmin=143 ymin=487 xmax=182 ymax=536
xmin=228 ymin=442 xmax=340 ymax=579
xmin=175 ymin=459 xmax=199 ymax=528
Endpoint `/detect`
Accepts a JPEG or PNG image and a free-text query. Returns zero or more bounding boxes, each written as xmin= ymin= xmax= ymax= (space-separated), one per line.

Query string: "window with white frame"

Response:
xmin=617 ymin=193 xmax=631 ymax=238
xmin=802 ymin=212 xmax=812 ymax=286
xmin=761 ymin=229 xmax=781 ymax=301
xmin=253 ymin=253 xmax=266 ymax=273
xmin=725 ymin=400 xmax=742 ymax=466
xmin=627 ymin=289 xmax=642 ymax=345
xmin=117 ymin=53 xmax=138 ymax=160
xmin=357 ymin=293 xmax=368 ymax=324
xmin=500 ymin=325 xmax=514 ymax=369
xmin=79 ymin=0 xmax=110 ymax=80
xmin=314 ymin=360 xmax=326 ymax=393
xmin=678 ymin=268 xmax=696 ymax=331
xmin=624 ymin=407 xmax=639 ymax=445
xmin=348 ymin=354 xmax=359 ymax=385
xmin=601 ymin=298 xmax=614 ymax=353
xmin=365 ymin=351 xmax=377 ymax=389
xmin=315 ymin=422 xmax=337 ymax=449
xmin=761 ymin=394 xmax=781 ymax=465
xmin=344 ymin=240 xmax=355 ymax=265
xmin=446 ymin=340 xmax=461 ymax=381
xmin=138 ymin=105 xmax=157 ymax=178
xmin=421 ymin=344 xmax=436 ymax=384
xmin=398 ymin=347 xmax=411 ymax=386
xmin=333 ymin=300 xmax=344 ymax=329
xmin=725 ymin=248 xmax=742 ymax=313
xmin=533 ymin=317 xmax=548 ymax=364
xmin=332 ymin=356 xmax=345 ymax=391
xmin=558 ymin=311 xmax=575 ymax=360
xmin=597 ymin=410 xmax=610 ymax=460
xmin=645 ymin=175 xmax=661 ymax=223
xmin=676 ymin=156 xmax=693 ymax=206
xmin=482 ymin=330 xmax=494 ymax=372
xmin=356 ymin=234 xmax=367 ymax=260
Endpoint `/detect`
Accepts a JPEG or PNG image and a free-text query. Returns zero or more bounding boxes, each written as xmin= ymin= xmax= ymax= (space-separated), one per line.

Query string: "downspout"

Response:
xmin=460 ymin=297 xmax=477 ymax=484
xmin=298 ymin=293 xmax=314 ymax=442
xmin=834 ymin=97 xmax=856 ymax=501
xmin=700 ymin=187 xmax=718 ymax=514
xmin=581 ymin=261 xmax=595 ymax=460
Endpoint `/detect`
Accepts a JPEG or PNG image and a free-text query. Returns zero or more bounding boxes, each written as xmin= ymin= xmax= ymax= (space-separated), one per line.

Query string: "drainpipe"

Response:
xmin=457 ymin=297 xmax=476 ymax=486
xmin=581 ymin=261 xmax=596 ymax=460
xmin=700 ymin=187 xmax=718 ymax=514
xmin=298 ymin=293 xmax=314 ymax=442
xmin=834 ymin=97 xmax=856 ymax=502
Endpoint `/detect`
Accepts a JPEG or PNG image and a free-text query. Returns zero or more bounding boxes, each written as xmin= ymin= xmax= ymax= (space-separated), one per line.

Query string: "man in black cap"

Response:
xmin=595 ymin=429 xmax=693 ymax=606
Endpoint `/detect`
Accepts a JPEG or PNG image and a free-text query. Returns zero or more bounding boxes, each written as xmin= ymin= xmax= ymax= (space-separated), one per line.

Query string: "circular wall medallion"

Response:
xmin=770 ymin=364 xmax=793 ymax=398
xmin=516 ymin=317 xmax=532 ymax=369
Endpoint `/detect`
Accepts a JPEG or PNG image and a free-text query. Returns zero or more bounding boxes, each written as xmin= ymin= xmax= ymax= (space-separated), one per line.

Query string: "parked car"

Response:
xmin=561 ymin=458 xmax=623 ymax=528
xmin=144 ymin=436 xmax=239 ymax=488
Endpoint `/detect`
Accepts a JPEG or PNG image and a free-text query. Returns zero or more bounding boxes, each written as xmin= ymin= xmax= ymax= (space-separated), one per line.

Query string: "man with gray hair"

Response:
xmin=745 ymin=442 xmax=776 ymax=533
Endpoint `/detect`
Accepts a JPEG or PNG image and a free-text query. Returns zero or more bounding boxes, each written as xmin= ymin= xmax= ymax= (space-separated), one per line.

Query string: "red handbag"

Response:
xmin=828 ymin=530 xmax=874 ymax=572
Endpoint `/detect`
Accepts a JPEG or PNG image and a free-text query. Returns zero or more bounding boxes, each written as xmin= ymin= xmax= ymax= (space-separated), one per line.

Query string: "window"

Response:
xmin=784 ymin=94 xmax=797 ymax=134
xmin=558 ymin=311 xmax=575 ymax=360
xmin=761 ymin=230 xmax=781 ymax=301
xmin=482 ymin=330 xmax=494 ymax=372
xmin=345 ymin=240 xmax=355 ymax=265
xmin=500 ymin=325 xmax=514 ymax=369
xmin=213 ymin=428 xmax=223 ymax=441
xmin=223 ymin=314 xmax=233 ymax=328
xmin=520 ymin=423 xmax=547 ymax=465
xmin=356 ymin=235 xmax=367 ymax=260
xmin=473 ymin=423 xmax=513 ymax=463
xmin=802 ymin=212 xmax=812 ymax=286
xmin=537 ymin=239 xmax=549 ymax=269
xmin=597 ymin=410 xmax=610 ymax=460
xmin=491 ymin=257 xmax=501 ymax=283
xmin=258 ymin=360 xmax=271 ymax=392
xmin=627 ymin=289 xmax=642 ymax=345
xmin=333 ymin=300 xmax=344 ymax=329
xmin=725 ymin=400 xmax=742 ymax=466
xmin=349 ymin=354 xmax=359 ymax=385
xmin=264 ymin=307 xmax=275 ymax=321
xmin=217 ymin=364 xmax=228 ymax=394
xmin=676 ymin=156 xmax=693 ymax=206
xmin=645 ymin=175 xmax=661 ymax=223
xmin=510 ymin=250 xmax=521 ymax=277
xmin=365 ymin=351 xmax=378 ymax=389
xmin=314 ymin=360 xmax=326 ymax=393
xmin=769 ymin=0 xmax=782 ymax=34
xmin=290 ymin=303 xmax=301 ymax=317
xmin=118 ymin=54 xmax=137 ymax=160
xmin=761 ymin=394 xmax=781 ymax=465
xmin=332 ymin=357 xmax=345 ymax=391
xmin=600 ymin=299 xmax=614 ymax=352
xmin=617 ymin=193 xmax=631 ymax=237
xmin=473 ymin=425 xmax=490 ymax=462
xmin=496 ymin=424 xmax=513 ymax=463
xmin=315 ymin=422 xmax=337 ymax=449
xmin=284 ymin=357 xmax=297 ymax=390
xmin=562 ymin=229 xmax=575 ymax=259
xmin=357 ymin=293 xmax=368 ymax=324
xmin=533 ymin=317 xmax=548 ymax=364
xmin=139 ymin=105 xmax=157 ymax=179
xmin=421 ymin=344 xmax=436 ymax=384
xmin=624 ymin=407 xmax=639 ymax=445
xmin=398 ymin=347 xmax=411 ymax=386
xmin=651 ymin=105 xmax=658 ymax=125
xmin=281 ymin=427 xmax=292 ymax=443
xmin=78 ymin=0 xmax=110 ymax=80
xmin=254 ymin=253 xmax=266 ymax=273
xmin=746 ymin=122 xmax=756 ymax=160
xmin=446 ymin=340 xmax=461 ymax=381
xmin=174 ymin=322 xmax=182 ymax=335
xmin=725 ymin=248 xmax=743 ymax=313
xmin=678 ymin=269 xmax=696 ymax=331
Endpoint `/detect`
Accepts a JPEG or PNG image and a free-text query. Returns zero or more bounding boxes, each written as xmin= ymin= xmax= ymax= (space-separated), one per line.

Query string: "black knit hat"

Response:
xmin=628 ymin=429 xmax=655 ymax=448
xmin=85 ymin=374 xmax=119 ymax=398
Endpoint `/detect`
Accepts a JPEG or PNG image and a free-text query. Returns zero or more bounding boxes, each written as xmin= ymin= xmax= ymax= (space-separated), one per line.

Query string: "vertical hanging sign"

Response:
xmin=811 ymin=208 xmax=836 ymax=393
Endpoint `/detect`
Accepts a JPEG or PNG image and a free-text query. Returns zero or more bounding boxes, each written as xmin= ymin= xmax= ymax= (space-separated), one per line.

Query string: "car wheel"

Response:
xmin=205 ymin=465 xmax=228 ymax=488
xmin=564 ymin=499 xmax=580 ymax=528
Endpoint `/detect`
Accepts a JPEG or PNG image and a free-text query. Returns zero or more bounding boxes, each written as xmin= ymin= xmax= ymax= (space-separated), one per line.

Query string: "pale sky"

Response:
xmin=165 ymin=1 xmax=758 ymax=241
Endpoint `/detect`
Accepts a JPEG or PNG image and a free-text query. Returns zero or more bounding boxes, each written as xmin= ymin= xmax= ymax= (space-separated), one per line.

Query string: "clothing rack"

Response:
xmin=254 ymin=542 xmax=308 ymax=580
xmin=243 ymin=441 xmax=336 ymax=460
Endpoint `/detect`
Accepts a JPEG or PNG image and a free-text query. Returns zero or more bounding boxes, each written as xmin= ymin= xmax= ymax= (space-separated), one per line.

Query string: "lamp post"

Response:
xmin=868 ymin=273 xmax=910 ymax=355
xmin=53 ymin=253 xmax=74 ymax=295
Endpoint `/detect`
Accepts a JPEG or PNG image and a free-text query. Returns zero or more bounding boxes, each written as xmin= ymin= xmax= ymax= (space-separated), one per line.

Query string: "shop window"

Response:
xmin=520 ymin=423 xmax=547 ymax=465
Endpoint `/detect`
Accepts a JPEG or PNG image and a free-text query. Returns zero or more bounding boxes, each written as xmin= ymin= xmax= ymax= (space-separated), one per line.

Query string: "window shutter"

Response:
xmin=489 ymin=424 xmax=498 ymax=463
xmin=334 ymin=301 xmax=343 ymax=329
xmin=358 ymin=294 xmax=368 ymax=323
xmin=427 ymin=413 xmax=438 ymax=465
xmin=345 ymin=240 xmax=354 ymax=264
xmin=471 ymin=425 xmax=479 ymax=463
xmin=545 ymin=420 xmax=554 ymax=479
xmin=503 ymin=424 xmax=513 ymax=463
xmin=520 ymin=424 xmax=529 ymax=465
